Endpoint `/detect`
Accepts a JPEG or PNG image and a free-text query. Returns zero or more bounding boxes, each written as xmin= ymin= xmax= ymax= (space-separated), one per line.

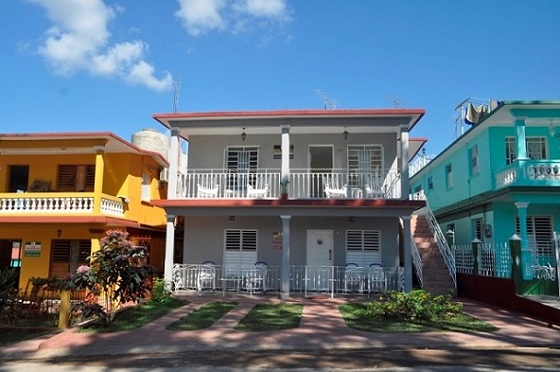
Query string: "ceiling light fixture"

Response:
xmin=241 ymin=127 xmax=247 ymax=142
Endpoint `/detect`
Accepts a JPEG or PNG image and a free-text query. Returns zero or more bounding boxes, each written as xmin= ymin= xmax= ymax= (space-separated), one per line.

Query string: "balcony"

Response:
xmin=177 ymin=169 xmax=401 ymax=199
xmin=495 ymin=159 xmax=560 ymax=189
xmin=0 ymin=192 xmax=126 ymax=217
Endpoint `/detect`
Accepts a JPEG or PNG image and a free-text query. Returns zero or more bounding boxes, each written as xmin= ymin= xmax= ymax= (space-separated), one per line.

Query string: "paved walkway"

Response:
xmin=2 ymin=295 xmax=560 ymax=361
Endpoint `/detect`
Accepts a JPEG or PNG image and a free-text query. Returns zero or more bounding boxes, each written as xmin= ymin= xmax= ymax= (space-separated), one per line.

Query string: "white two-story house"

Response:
xmin=152 ymin=109 xmax=426 ymax=298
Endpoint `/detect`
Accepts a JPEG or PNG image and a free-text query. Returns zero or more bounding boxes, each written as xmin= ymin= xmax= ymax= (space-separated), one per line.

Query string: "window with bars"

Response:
xmin=57 ymin=165 xmax=95 ymax=192
xmin=469 ymin=145 xmax=479 ymax=176
xmin=50 ymin=240 xmax=91 ymax=278
xmin=505 ymin=137 xmax=547 ymax=165
xmin=515 ymin=216 xmax=554 ymax=256
xmin=345 ymin=230 xmax=381 ymax=266
xmin=473 ymin=218 xmax=484 ymax=241
xmin=347 ymin=145 xmax=384 ymax=187
xmin=224 ymin=229 xmax=258 ymax=267
xmin=225 ymin=147 xmax=259 ymax=190
xmin=445 ymin=163 xmax=453 ymax=189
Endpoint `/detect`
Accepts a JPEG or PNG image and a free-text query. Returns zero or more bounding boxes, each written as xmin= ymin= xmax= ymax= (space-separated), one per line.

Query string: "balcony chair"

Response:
xmin=325 ymin=184 xmax=348 ymax=198
xmin=366 ymin=263 xmax=387 ymax=295
xmin=344 ymin=263 xmax=364 ymax=293
xmin=197 ymin=184 xmax=219 ymax=198
xmin=197 ymin=261 xmax=216 ymax=292
xmin=245 ymin=261 xmax=268 ymax=294
xmin=364 ymin=184 xmax=384 ymax=198
xmin=247 ymin=184 xmax=269 ymax=198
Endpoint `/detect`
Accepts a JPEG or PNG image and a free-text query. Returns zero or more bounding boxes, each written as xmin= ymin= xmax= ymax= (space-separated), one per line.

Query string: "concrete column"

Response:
xmin=163 ymin=214 xmax=176 ymax=286
xmin=514 ymin=119 xmax=528 ymax=160
xmin=281 ymin=125 xmax=290 ymax=197
xmin=400 ymin=124 xmax=410 ymax=199
xmin=401 ymin=215 xmax=412 ymax=292
xmin=168 ymin=128 xmax=180 ymax=199
xmin=93 ymin=146 xmax=105 ymax=214
xmin=280 ymin=215 xmax=291 ymax=299
xmin=515 ymin=202 xmax=532 ymax=279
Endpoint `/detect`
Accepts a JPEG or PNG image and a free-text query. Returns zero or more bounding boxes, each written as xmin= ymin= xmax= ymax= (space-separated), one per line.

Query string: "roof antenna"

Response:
xmin=173 ymin=79 xmax=181 ymax=113
xmin=315 ymin=90 xmax=337 ymax=110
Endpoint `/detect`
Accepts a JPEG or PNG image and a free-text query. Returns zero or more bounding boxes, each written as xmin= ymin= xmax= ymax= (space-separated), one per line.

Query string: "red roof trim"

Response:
xmin=152 ymin=198 xmax=425 ymax=208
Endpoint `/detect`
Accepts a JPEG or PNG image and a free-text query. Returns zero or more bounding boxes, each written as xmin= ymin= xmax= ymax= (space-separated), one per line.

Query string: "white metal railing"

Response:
xmin=410 ymin=236 xmax=423 ymax=288
xmin=0 ymin=193 xmax=125 ymax=216
xmin=454 ymin=242 xmax=512 ymax=278
xmin=179 ymin=169 xmax=401 ymax=199
xmin=414 ymin=203 xmax=457 ymax=288
xmin=171 ymin=264 xmax=401 ymax=297
xmin=409 ymin=152 xmax=434 ymax=177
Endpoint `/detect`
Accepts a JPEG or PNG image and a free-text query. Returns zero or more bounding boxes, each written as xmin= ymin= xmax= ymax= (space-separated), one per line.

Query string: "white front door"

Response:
xmin=306 ymin=230 xmax=333 ymax=291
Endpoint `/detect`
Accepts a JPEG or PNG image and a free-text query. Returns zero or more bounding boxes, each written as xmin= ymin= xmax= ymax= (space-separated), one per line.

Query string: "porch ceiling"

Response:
xmin=153 ymin=109 xmax=425 ymax=139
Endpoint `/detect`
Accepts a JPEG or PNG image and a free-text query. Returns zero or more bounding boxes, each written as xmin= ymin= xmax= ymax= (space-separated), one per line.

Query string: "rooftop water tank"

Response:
xmin=131 ymin=128 xmax=170 ymax=160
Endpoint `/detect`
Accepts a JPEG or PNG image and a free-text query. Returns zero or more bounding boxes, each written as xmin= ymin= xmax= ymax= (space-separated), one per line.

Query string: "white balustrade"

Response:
xmin=0 ymin=194 xmax=124 ymax=216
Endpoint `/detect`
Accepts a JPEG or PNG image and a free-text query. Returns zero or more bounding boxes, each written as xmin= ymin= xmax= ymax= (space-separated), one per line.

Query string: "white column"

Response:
xmin=281 ymin=125 xmax=290 ymax=196
xmin=280 ymin=215 xmax=291 ymax=299
xmin=401 ymin=215 xmax=413 ymax=292
xmin=400 ymin=124 xmax=410 ymax=200
xmin=168 ymin=128 xmax=180 ymax=199
xmin=163 ymin=214 xmax=176 ymax=286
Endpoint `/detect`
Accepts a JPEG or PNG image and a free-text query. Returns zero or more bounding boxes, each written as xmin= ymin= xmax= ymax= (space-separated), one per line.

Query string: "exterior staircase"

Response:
xmin=411 ymin=214 xmax=456 ymax=296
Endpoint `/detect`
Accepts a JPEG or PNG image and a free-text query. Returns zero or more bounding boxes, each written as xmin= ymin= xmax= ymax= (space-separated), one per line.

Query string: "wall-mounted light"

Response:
xmin=117 ymin=195 xmax=130 ymax=204
xmin=241 ymin=127 xmax=247 ymax=142
xmin=343 ymin=128 xmax=349 ymax=140
xmin=57 ymin=229 xmax=62 ymax=237
xmin=229 ymin=215 xmax=235 ymax=221
xmin=347 ymin=216 xmax=355 ymax=222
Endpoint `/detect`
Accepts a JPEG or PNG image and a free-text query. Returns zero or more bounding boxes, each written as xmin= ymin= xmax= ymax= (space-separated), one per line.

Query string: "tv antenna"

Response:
xmin=385 ymin=95 xmax=406 ymax=108
xmin=315 ymin=90 xmax=337 ymax=110
xmin=173 ymin=79 xmax=181 ymax=113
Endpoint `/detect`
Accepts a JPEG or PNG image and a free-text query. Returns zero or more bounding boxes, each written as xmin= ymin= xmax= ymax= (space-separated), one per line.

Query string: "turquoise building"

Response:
xmin=410 ymin=100 xmax=560 ymax=296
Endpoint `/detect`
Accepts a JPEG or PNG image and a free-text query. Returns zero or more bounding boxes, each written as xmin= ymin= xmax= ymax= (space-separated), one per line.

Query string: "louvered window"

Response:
xmin=516 ymin=216 xmax=553 ymax=256
xmin=473 ymin=218 xmax=484 ymax=241
xmin=347 ymin=145 xmax=383 ymax=187
xmin=469 ymin=145 xmax=479 ymax=176
xmin=345 ymin=230 xmax=381 ymax=266
xmin=50 ymin=240 xmax=91 ymax=278
xmin=224 ymin=229 xmax=258 ymax=269
xmin=57 ymin=165 xmax=95 ymax=192
xmin=506 ymin=137 xmax=547 ymax=165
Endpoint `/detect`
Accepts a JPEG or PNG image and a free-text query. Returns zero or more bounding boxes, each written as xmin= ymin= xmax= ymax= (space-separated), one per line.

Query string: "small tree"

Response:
xmin=76 ymin=230 xmax=156 ymax=323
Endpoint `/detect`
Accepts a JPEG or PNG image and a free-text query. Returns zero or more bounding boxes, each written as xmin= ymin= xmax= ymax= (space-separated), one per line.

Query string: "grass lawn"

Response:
xmin=80 ymin=297 xmax=189 ymax=333
xmin=234 ymin=303 xmax=303 ymax=332
xmin=339 ymin=303 xmax=498 ymax=333
xmin=0 ymin=327 xmax=59 ymax=347
xmin=0 ymin=311 xmax=60 ymax=346
xmin=166 ymin=301 xmax=238 ymax=331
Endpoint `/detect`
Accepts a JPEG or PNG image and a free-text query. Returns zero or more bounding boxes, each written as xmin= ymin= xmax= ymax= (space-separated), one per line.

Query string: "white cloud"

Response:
xmin=176 ymin=0 xmax=290 ymax=36
xmin=30 ymin=0 xmax=172 ymax=91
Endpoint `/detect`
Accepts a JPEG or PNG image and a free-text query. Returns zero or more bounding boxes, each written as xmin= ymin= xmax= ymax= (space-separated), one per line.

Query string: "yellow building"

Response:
xmin=0 ymin=132 xmax=169 ymax=291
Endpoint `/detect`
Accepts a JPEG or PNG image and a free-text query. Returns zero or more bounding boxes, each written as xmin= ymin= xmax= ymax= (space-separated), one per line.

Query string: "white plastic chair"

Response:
xmin=197 ymin=261 xmax=216 ymax=292
xmin=247 ymin=184 xmax=269 ymax=198
xmin=197 ymin=184 xmax=219 ymax=198
xmin=366 ymin=263 xmax=387 ymax=294
xmin=344 ymin=263 xmax=364 ymax=293
xmin=245 ymin=261 xmax=268 ymax=294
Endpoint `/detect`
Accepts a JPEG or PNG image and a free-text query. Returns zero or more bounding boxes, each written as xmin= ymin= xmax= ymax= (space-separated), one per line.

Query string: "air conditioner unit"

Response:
xmin=159 ymin=167 xmax=169 ymax=182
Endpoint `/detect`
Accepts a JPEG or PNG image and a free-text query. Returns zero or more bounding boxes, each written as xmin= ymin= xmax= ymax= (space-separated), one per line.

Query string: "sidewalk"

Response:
xmin=2 ymin=296 xmax=560 ymax=361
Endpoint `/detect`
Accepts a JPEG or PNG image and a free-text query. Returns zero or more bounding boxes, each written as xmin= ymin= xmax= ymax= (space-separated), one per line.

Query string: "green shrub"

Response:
xmin=364 ymin=290 xmax=462 ymax=321
xmin=149 ymin=277 xmax=172 ymax=304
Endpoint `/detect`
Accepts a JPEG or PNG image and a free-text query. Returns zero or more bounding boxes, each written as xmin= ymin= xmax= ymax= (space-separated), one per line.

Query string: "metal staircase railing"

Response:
xmin=414 ymin=202 xmax=457 ymax=288
xmin=410 ymin=233 xmax=423 ymax=288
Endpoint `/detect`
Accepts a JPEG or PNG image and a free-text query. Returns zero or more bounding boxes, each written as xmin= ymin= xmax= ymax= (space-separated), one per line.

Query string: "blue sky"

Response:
xmin=2 ymin=0 xmax=560 ymax=156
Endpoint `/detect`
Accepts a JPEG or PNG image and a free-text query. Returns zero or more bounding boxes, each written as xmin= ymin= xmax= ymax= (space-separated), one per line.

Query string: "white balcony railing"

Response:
xmin=495 ymin=159 xmax=560 ymax=189
xmin=178 ymin=170 xmax=401 ymax=199
xmin=0 ymin=193 xmax=125 ymax=216
xmin=172 ymin=263 xmax=400 ymax=297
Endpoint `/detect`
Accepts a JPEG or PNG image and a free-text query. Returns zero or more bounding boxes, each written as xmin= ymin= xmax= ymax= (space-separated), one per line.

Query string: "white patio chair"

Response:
xmin=364 ymin=184 xmax=384 ymax=198
xmin=247 ymin=184 xmax=269 ymax=198
xmin=245 ymin=261 xmax=268 ymax=294
xmin=197 ymin=184 xmax=219 ymax=198
xmin=344 ymin=263 xmax=364 ymax=293
xmin=325 ymin=184 xmax=347 ymax=198
xmin=366 ymin=263 xmax=387 ymax=295
xmin=197 ymin=261 xmax=216 ymax=292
